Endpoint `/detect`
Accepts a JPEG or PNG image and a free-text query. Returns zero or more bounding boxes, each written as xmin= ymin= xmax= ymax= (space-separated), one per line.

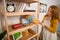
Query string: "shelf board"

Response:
xmin=9 ymin=0 xmax=39 ymax=3
xmin=4 ymin=29 xmax=38 ymax=40
xmin=3 ymin=12 xmax=38 ymax=16
xmin=19 ymin=29 xmax=38 ymax=40
xmin=5 ymin=23 xmax=37 ymax=35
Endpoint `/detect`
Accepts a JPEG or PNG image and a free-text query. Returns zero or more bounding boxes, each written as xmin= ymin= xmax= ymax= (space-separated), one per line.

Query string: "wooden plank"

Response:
xmin=10 ymin=0 xmax=39 ymax=3
xmin=3 ymin=0 xmax=10 ymax=40
xmin=4 ymin=23 xmax=38 ymax=35
xmin=36 ymin=0 xmax=40 ymax=40
xmin=2 ymin=12 xmax=38 ymax=16
xmin=27 ymin=29 xmax=38 ymax=40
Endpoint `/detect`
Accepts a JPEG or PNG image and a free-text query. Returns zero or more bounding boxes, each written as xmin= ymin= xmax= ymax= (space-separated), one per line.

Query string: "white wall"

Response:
xmin=0 ymin=0 xmax=60 ymax=33
xmin=40 ymin=0 xmax=59 ymax=10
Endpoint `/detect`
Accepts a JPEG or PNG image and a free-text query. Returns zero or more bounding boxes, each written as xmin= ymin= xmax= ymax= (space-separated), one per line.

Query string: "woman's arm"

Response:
xmin=33 ymin=18 xmax=58 ymax=33
xmin=42 ymin=19 xmax=58 ymax=33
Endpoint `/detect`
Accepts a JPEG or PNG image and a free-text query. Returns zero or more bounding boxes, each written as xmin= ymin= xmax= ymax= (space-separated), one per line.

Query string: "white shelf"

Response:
xmin=2 ymin=12 xmax=39 ymax=16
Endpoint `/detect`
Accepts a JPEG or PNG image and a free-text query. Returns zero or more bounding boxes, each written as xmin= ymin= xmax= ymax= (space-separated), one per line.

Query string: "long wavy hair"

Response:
xmin=49 ymin=5 xmax=59 ymax=20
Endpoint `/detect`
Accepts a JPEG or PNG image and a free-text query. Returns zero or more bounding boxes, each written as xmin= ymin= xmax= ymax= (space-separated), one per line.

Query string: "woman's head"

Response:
xmin=45 ymin=15 xmax=51 ymax=20
xmin=47 ymin=5 xmax=59 ymax=20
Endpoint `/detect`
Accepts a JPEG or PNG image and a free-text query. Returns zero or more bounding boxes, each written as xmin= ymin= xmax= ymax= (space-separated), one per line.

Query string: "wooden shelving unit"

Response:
xmin=1 ymin=0 xmax=40 ymax=40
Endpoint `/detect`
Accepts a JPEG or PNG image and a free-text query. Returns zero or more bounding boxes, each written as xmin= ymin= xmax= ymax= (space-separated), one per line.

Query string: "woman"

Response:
xmin=34 ymin=5 xmax=59 ymax=40
xmin=42 ymin=5 xmax=59 ymax=40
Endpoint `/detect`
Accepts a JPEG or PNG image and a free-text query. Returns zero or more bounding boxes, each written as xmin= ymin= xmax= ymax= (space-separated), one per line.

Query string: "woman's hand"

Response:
xmin=41 ymin=22 xmax=50 ymax=29
xmin=33 ymin=18 xmax=49 ymax=28
xmin=41 ymin=22 xmax=46 ymax=26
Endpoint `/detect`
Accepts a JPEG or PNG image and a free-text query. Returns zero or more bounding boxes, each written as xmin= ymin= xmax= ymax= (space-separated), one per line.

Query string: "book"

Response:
xmin=12 ymin=32 xmax=22 ymax=40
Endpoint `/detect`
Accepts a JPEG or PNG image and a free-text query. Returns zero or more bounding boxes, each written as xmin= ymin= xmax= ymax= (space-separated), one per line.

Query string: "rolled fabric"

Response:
xmin=12 ymin=23 xmax=22 ymax=29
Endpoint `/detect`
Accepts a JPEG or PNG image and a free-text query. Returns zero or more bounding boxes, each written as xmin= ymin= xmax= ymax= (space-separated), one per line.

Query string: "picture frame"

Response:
xmin=40 ymin=3 xmax=47 ymax=13
xmin=23 ymin=3 xmax=37 ymax=12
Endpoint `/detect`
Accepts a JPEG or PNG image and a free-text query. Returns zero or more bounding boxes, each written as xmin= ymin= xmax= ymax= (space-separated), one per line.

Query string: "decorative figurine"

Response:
xmin=6 ymin=3 xmax=15 ymax=13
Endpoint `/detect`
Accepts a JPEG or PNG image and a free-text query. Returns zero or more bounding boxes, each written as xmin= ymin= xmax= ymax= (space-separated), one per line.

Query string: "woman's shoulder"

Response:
xmin=51 ymin=19 xmax=58 ymax=22
xmin=50 ymin=19 xmax=58 ymax=28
